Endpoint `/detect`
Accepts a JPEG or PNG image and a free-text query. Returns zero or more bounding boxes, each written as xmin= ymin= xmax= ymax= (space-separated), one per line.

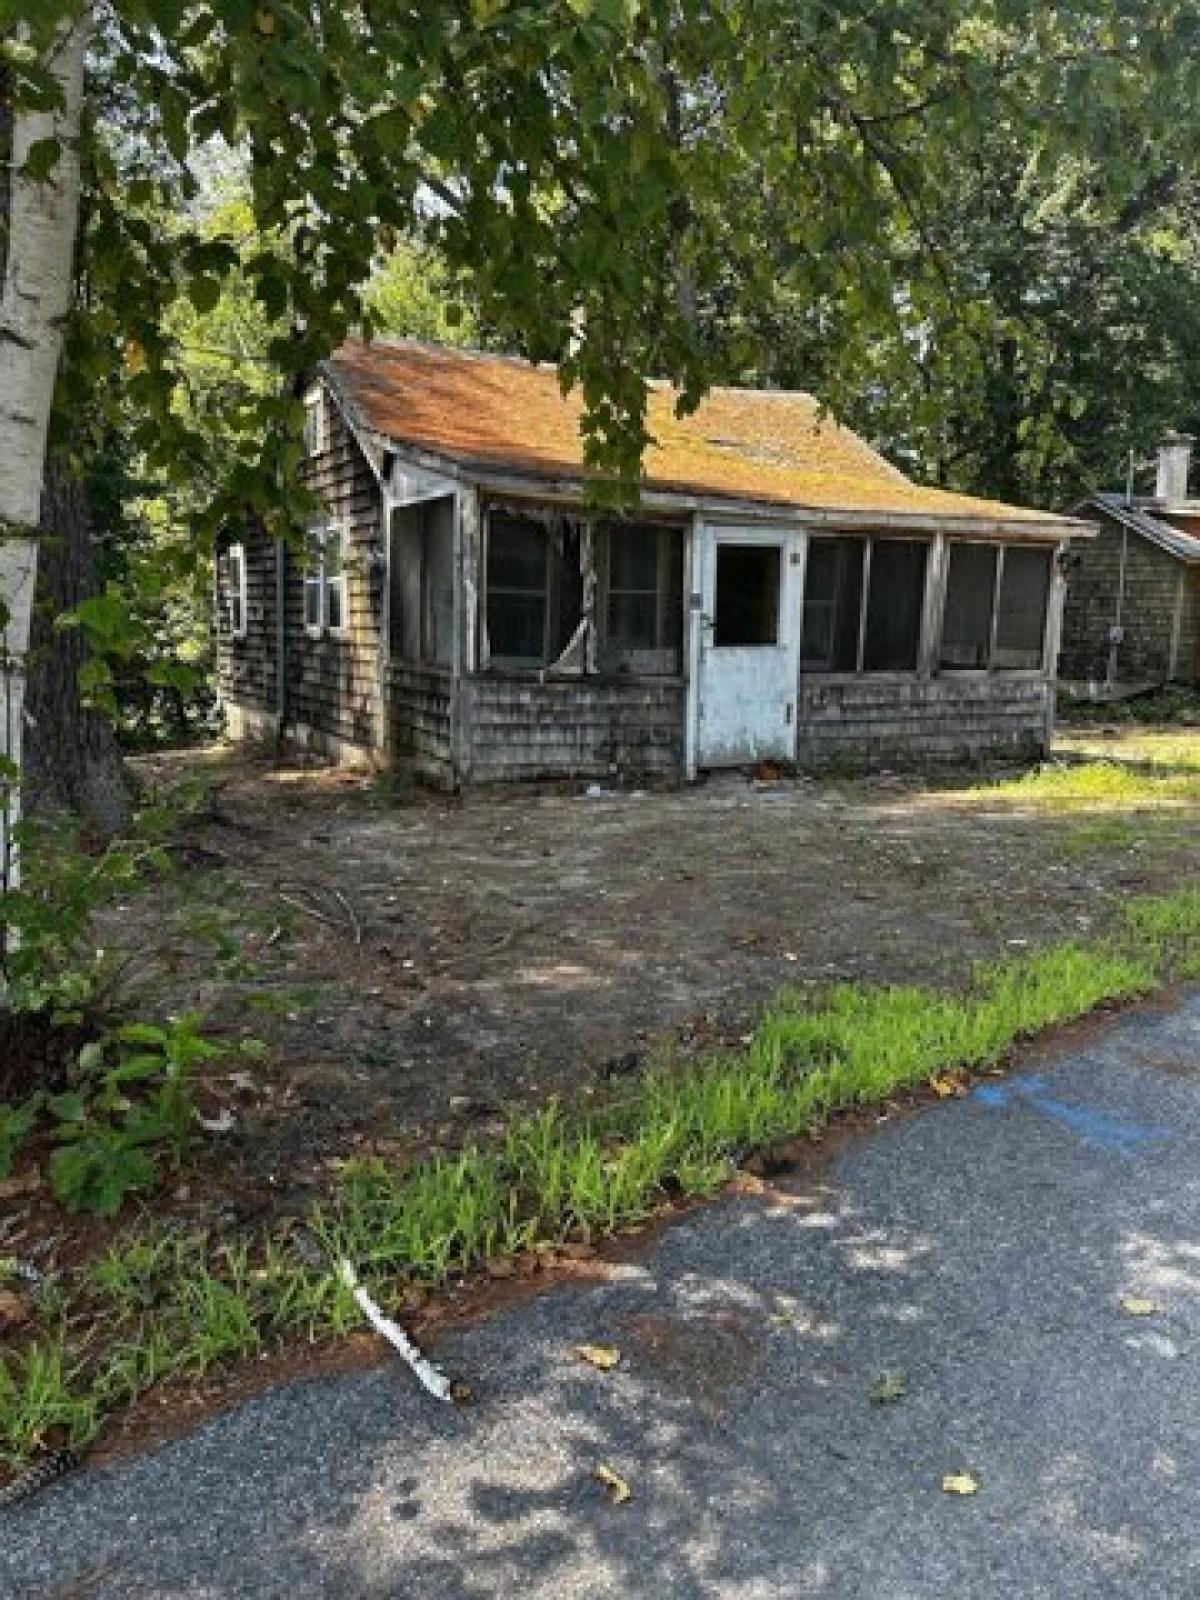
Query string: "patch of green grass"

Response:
xmin=1124 ymin=888 xmax=1200 ymax=980
xmin=1057 ymin=817 xmax=1143 ymax=858
xmin=4 ymin=886 xmax=1200 ymax=1469
xmin=0 ymin=1337 xmax=98 ymax=1460
xmin=979 ymin=759 xmax=1200 ymax=811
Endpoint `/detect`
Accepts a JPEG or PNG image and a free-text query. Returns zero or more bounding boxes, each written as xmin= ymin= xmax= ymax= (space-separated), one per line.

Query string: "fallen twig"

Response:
xmin=338 ymin=1260 xmax=456 ymax=1402
xmin=275 ymin=891 xmax=339 ymax=929
xmin=332 ymin=887 xmax=363 ymax=947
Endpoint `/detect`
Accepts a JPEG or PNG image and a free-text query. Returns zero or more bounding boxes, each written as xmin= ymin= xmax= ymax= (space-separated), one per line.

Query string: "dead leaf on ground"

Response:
xmin=0 ymin=1172 xmax=42 ymax=1201
xmin=869 ymin=1368 xmax=908 ymax=1405
xmin=1120 ymin=1295 xmax=1160 ymax=1317
xmin=593 ymin=1464 xmax=632 ymax=1506
xmin=929 ymin=1073 xmax=965 ymax=1098
xmin=941 ymin=1472 xmax=980 ymax=1496
xmin=0 ymin=1288 xmax=33 ymax=1332
xmin=575 ymin=1343 xmax=622 ymax=1371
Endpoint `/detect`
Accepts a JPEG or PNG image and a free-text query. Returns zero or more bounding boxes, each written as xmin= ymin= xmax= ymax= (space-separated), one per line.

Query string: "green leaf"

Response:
xmin=21 ymin=136 xmax=61 ymax=181
xmin=188 ymin=276 xmax=223 ymax=315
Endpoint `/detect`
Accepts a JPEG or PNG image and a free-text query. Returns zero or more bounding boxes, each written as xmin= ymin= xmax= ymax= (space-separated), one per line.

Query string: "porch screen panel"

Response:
xmin=552 ymin=522 xmax=584 ymax=659
xmin=994 ymin=547 xmax=1052 ymax=669
xmin=487 ymin=514 xmax=548 ymax=665
xmin=603 ymin=524 xmax=683 ymax=673
xmin=609 ymin=529 xmax=658 ymax=649
xmin=863 ymin=540 xmax=927 ymax=672
xmin=801 ymin=537 xmax=862 ymax=670
xmin=422 ymin=497 xmax=455 ymax=667
xmin=939 ymin=544 xmax=996 ymax=669
xmin=389 ymin=505 xmax=424 ymax=660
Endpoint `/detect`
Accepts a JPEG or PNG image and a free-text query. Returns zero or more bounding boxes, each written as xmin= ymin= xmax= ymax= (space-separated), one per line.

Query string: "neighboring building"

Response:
xmin=1060 ymin=434 xmax=1200 ymax=687
xmin=215 ymin=340 xmax=1086 ymax=788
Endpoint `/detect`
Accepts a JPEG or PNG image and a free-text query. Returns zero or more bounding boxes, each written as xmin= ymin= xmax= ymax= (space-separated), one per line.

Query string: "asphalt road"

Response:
xmin=7 ymin=991 xmax=1200 ymax=1599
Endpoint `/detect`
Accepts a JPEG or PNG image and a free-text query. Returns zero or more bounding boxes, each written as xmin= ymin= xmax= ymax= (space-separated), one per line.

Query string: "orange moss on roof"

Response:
xmin=327 ymin=340 xmax=1059 ymax=524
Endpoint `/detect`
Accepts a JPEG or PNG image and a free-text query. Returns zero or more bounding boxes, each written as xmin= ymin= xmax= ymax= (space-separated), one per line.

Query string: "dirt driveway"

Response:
xmin=115 ymin=732 xmax=1199 ymax=1214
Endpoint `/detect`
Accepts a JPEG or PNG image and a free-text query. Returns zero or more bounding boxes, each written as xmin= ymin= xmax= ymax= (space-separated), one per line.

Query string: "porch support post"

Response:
xmin=919 ymin=532 xmax=948 ymax=678
xmin=684 ymin=515 xmax=705 ymax=781
xmin=1043 ymin=542 xmax=1068 ymax=749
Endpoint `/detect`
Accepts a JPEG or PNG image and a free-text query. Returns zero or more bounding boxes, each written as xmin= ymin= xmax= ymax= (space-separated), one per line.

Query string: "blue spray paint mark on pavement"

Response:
xmin=971 ymin=1072 xmax=1172 ymax=1157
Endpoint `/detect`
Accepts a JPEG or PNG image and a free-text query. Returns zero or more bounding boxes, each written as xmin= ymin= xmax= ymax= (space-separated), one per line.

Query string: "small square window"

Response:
xmin=226 ymin=543 xmax=247 ymax=639
xmin=303 ymin=392 xmax=325 ymax=456
xmin=714 ymin=544 xmax=780 ymax=646
xmin=303 ymin=521 xmax=348 ymax=635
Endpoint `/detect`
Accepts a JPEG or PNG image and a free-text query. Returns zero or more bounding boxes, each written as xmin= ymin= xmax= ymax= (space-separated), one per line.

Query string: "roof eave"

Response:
xmin=375 ymin=444 xmax=1088 ymax=540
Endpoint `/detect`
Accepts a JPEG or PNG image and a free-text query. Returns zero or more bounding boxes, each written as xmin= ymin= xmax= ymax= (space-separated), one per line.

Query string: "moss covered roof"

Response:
xmin=328 ymin=340 xmax=1071 ymax=528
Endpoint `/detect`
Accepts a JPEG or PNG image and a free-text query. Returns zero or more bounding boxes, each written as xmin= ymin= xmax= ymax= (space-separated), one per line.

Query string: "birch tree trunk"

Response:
xmin=0 ymin=12 xmax=89 ymax=906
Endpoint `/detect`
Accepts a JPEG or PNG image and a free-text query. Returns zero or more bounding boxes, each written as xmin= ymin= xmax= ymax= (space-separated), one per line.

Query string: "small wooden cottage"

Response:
xmin=215 ymin=340 xmax=1086 ymax=787
xmin=1060 ymin=434 xmax=1200 ymax=687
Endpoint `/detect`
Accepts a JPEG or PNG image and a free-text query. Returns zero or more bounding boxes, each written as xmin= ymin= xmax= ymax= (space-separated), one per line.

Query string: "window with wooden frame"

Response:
xmin=303 ymin=388 xmax=326 ymax=456
xmin=225 ymin=542 xmax=248 ymax=639
xmin=939 ymin=543 xmax=1052 ymax=672
xmin=303 ymin=521 xmax=348 ymax=637
xmin=801 ymin=536 xmax=929 ymax=673
xmin=599 ymin=521 xmax=683 ymax=674
xmin=484 ymin=510 xmax=583 ymax=669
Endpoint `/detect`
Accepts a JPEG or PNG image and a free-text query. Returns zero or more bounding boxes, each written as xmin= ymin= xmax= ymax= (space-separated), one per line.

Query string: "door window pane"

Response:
xmin=994 ymin=547 xmax=1051 ymax=669
xmin=940 ymin=544 xmax=997 ymax=670
xmin=801 ymin=537 xmax=863 ymax=670
xmin=863 ymin=540 xmax=928 ymax=672
xmin=714 ymin=544 xmax=780 ymax=646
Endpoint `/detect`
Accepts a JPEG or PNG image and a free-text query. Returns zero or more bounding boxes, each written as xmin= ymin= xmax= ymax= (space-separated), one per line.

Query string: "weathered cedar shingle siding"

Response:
xmin=287 ymin=398 xmax=384 ymax=753
xmin=215 ymin=526 xmax=278 ymax=719
xmin=390 ymin=663 xmax=454 ymax=785
xmin=1060 ymin=511 xmax=1198 ymax=684
xmin=461 ymin=677 xmax=684 ymax=783
xmin=795 ymin=678 xmax=1051 ymax=766
xmin=216 ymin=390 xmax=387 ymax=756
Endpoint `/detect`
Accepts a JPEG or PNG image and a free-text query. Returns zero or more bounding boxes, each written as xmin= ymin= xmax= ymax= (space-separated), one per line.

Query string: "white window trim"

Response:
xmin=227 ymin=542 xmax=248 ymax=640
xmin=304 ymin=519 xmax=350 ymax=640
xmin=303 ymin=386 xmax=327 ymax=457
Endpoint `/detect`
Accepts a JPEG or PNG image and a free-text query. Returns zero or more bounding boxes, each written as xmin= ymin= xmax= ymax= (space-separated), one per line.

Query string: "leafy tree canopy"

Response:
xmin=9 ymin=0 xmax=1199 ymax=527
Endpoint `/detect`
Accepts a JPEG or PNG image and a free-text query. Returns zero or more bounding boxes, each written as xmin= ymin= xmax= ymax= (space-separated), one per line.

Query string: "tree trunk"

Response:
xmin=24 ymin=456 xmax=132 ymax=836
xmin=0 ymin=11 xmax=89 ymax=899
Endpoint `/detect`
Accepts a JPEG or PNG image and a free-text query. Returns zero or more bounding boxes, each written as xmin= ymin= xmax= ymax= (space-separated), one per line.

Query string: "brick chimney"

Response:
xmin=1155 ymin=431 xmax=1194 ymax=503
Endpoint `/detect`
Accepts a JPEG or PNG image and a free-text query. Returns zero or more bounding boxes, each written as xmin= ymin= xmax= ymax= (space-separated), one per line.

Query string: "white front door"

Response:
xmin=693 ymin=524 xmax=802 ymax=768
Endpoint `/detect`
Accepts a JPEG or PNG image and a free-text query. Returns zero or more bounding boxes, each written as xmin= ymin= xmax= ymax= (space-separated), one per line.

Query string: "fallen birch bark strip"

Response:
xmin=338 ymin=1260 xmax=455 ymax=1403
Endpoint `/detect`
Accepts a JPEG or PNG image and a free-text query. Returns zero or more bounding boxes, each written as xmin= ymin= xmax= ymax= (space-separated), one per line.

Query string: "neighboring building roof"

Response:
xmin=324 ymin=339 xmax=1080 ymax=533
xmin=1081 ymin=493 xmax=1200 ymax=564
